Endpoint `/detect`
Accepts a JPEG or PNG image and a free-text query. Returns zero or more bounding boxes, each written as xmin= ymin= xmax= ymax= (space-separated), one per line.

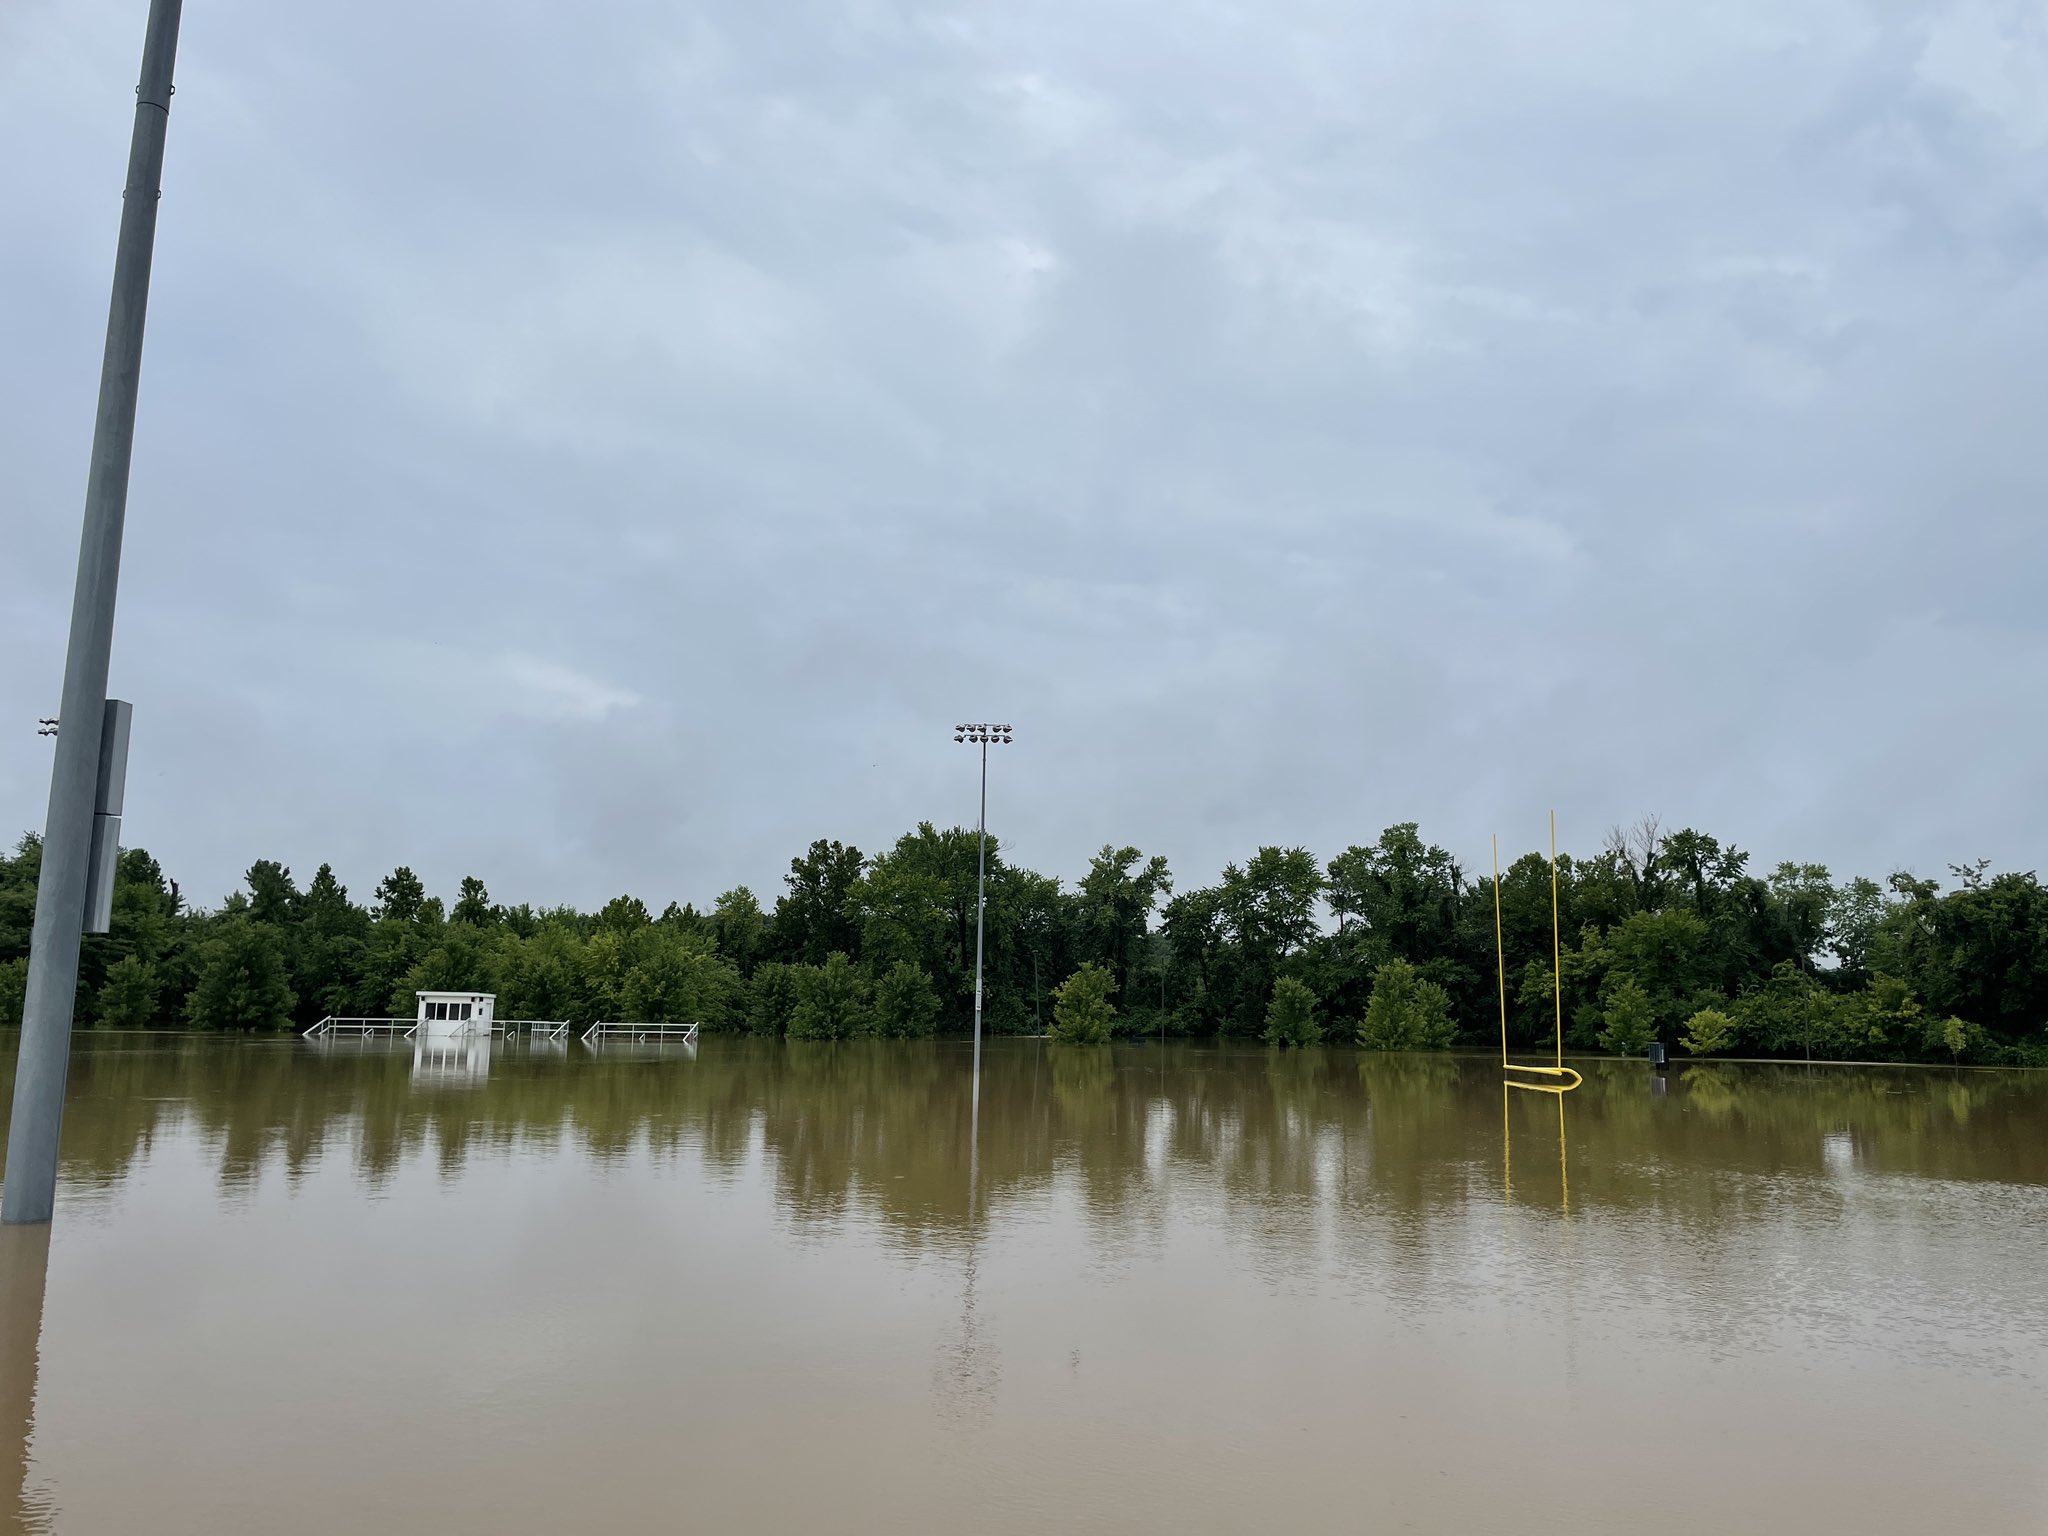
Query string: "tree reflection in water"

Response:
xmin=5 ymin=1035 xmax=2046 ymax=1243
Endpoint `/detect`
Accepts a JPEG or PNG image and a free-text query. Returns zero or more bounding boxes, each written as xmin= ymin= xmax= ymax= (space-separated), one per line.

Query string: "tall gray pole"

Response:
xmin=3 ymin=0 xmax=184 ymax=1227
xmin=972 ymin=738 xmax=987 ymax=1078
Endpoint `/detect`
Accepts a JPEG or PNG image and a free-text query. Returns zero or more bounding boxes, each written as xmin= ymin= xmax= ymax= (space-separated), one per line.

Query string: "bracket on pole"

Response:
xmin=82 ymin=699 xmax=131 ymax=934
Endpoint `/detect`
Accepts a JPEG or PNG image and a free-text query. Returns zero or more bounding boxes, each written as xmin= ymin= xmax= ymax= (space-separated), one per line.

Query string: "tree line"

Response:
xmin=2 ymin=817 xmax=2045 ymax=1064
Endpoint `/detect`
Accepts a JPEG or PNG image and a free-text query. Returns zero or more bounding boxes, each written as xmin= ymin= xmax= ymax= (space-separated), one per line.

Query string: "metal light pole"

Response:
xmin=3 ymin=0 xmax=183 ymax=1227
xmin=953 ymin=724 xmax=1012 ymax=1076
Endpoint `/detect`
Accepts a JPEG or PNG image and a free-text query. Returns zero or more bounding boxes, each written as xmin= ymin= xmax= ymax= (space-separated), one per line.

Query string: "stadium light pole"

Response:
xmin=4 ymin=0 xmax=184 ymax=1227
xmin=953 ymin=725 xmax=1012 ymax=1077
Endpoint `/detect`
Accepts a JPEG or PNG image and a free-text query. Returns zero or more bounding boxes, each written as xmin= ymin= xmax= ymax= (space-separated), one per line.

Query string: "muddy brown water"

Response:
xmin=3 ymin=1033 xmax=2045 ymax=1534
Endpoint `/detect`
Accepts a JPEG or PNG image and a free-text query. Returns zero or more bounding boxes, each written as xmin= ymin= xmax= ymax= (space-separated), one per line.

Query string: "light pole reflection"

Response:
xmin=3 ymin=1224 xmax=55 ymax=1530
xmin=939 ymin=1067 xmax=998 ymax=1428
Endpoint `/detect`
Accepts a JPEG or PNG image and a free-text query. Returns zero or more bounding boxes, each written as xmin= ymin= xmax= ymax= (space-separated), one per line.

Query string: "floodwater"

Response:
xmin=3 ymin=1035 xmax=2046 ymax=1534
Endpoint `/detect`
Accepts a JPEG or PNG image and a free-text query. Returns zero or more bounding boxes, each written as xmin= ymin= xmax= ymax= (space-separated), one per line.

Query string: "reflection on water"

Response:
xmin=12 ymin=1037 xmax=2045 ymax=1221
xmin=411 ymin=1035 xmax=492 ymax=1089
xmin=1504 ymin=1080 xmax=1573 ymax=1212
xmin=577 ymin=1038 xmax=696 ymax=1064
xmin=2 ymin=1224 xmax=52 ymax=1533
xmin=1 ymin=1036 xmax=2046 ymax=1535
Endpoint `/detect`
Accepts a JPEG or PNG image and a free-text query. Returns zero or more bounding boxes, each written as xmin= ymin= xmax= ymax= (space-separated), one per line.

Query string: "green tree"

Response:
xmin=1659 ymin=828 xmax=1750 ymax=918
xmin=373 ymin=866 xmax=426 ymax=923
xmin=621 ymin=934 xmax=740 ymax=1026
xmin=0 ymin=835 xmax=43 ymax=967
xmin=1050 ymin=962 xmax=1117 ymax=1044
xmin=1825 ymin=875 xmax=1890 ymax=983
xmin=1160 ymin=885 xmax=1228 ymax=1033
xmin=451 ymin=875 xmax=495 ymax=926
xmin=595 ymin=894 xmax=652 ymax=932
xmin=186 ymin=919 xmax=296 ymax=1031
xmin=788 ymin=953 xmax=874 ymax=1040
xmin=98 ymin=954 xmax=159 ymax=1028
xmin=1766 ymin=861 xmax=1833 ymax=967
xmin=348 ymin=917 xmax=421 ymax=1017
xmin=658 ymin=901 xmax=711 ymax=941
xmin=103 ymin=848 xmax=184 ymax=991
xmin=1879 ymin=866 xmax=2048 ymax=1046
xmin=396 ymin=921 xmax=497 ymax=1011
xmin=1919 ymin=1012 xmax=1993 ymax=1065
xmin=1359 ymin=958 xmax=1456 ymax=1050
xmin=244 ymin=859 xmax=299 ymax=925
xmin=1680 ymin=1007 xmax=1737 ymax=1057
xmin=1830 ymin=973 xmax=1923 ymax=1058
xmin=1326 ymin=824 xmax=1463 ymax=958
xmin=1170 ymin=847 xmax=1324 ymax=1036
xmin=1263 ymin=976 xmax=1322 ymax=1047
xmin=746 ymin=962 xmax=801 ymax=1037
xmin=299 ymin=863 xmax=353 ymax=928
xmin=710 ymin=887 xmax=767 ymax=976
xmin=1597 ymin=974 xmax=1657 ymax=1055
xmin=774 ymin=839 xmax=867 ymax=965
xmin=873 ymin=960 xmax=941 ymax=1038
xmin=293 ymin=862 xmax=368 ymax=1023
xmin=858 ymin=823 xmax=985 ymax=1016
xmin=994 ymin=866 xmax=1073 ymax=1034
xmin=1321 ymin=825 xmax=1472 ymax=1030
xmin=1603 ymin=908 xmax=1716 ymax=1030
xmin=1219 ymin=847 xmax=1325 ymax=960
xmin=1939 ymin=1015 xmax=1971 ymax=1064
xmin=1729 ymin=961 xmax=1820 ymax=1056
xmin=1076 ymin=845 xmax=1173 ymax=997
xmin=0 ymin=956 xmax=26 ymax=1027
xmin=581 ymin=930 xmax=631 ymax=1021
xmin=495 ymin=924 xmax=584 ymax=1023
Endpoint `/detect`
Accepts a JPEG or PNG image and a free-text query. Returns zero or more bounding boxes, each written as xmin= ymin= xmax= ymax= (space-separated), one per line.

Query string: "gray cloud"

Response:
xmin=4 ymin=0 xmax=2047 ymax=912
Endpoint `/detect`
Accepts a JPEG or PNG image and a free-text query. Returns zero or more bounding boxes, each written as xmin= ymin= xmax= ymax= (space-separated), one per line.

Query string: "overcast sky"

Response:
xmin=4 ymin=0 xmax=2046 ymax=913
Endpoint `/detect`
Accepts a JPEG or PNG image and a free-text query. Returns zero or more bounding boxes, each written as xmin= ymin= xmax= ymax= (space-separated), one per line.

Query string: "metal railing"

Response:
xmin=495 ymin=1018 xmax=572 ymax=1041
xmin=309 ymin=1016 xmax=670 ymax=1046
xmin=304 ymin=1016 xmax=416 ymax=1039
xmin=580 ymin=1020 xmax=700 ymax=1045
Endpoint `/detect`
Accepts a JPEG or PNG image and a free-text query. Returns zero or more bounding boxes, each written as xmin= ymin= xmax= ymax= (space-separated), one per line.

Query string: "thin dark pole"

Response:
xmin=955 ymin=723 xmax=1007 ymax=1170
xmin=5 ymin=0 xmax=184 ymax=1226
xmin=973 ymin=738 xmax=987 ymax=1072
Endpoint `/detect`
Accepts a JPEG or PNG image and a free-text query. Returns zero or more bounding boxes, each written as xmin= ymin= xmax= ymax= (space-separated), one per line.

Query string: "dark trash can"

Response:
xmin=1647 ymin=1041 xmax=1669 ymax=1068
